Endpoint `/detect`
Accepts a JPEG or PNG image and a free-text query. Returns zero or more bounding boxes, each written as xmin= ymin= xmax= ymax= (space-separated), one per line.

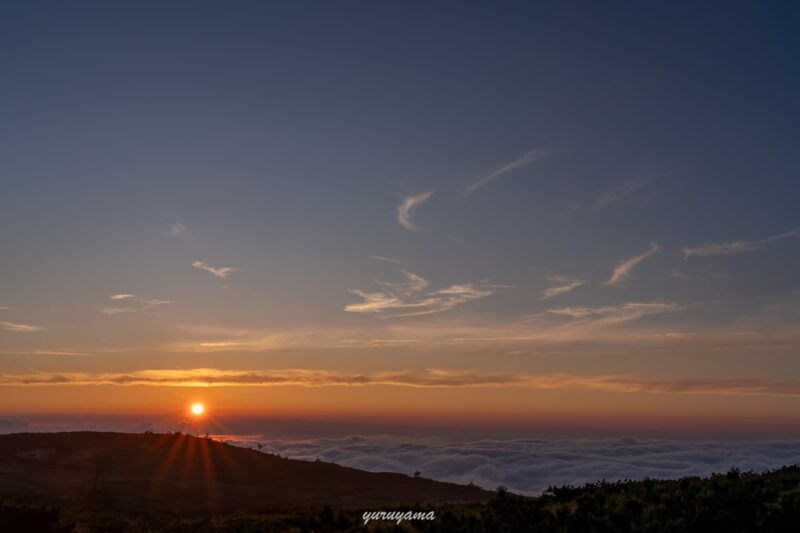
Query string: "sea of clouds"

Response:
xmin=226 ymin=436 xmax=800 ymax=494
xmin=6 ymin=417 xmax=800 ymax=495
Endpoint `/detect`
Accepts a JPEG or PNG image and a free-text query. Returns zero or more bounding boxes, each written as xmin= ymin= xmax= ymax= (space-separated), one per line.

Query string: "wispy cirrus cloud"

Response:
xmin=192 ymin=261 xmax=237 ymax=279
xmin=397 ymin=191 xmax=434 ymax=231
xmin=102 ymin=294 xmax=171 ymax=315
xmin=345 ymin=270 xmax=493 ymax=318
xmin=594 ymin=175 xmax=658 ymax=209
xmin=465 ymin=145 xmax=562 ymax=195
xmin=683 ymin=229 xmax=800 ymax=258
xmin=3 ymin=367 xmax=800 ymax=397
xmin=263 ymin=437 xmax=800 ymax=495
xmin=0 ymin=350 xmax=92 ymax=356
xmin=369 ymin=255 xmax=404 ymax=265
xmin=0 ymin=321 xmax=43 ymax=332
xmin=547 ymin=302 xmax=684 ymax=325
xmin=606 ymin=242 xmax=660 ymax=286
xmin=540 ymin=275 xmax=584 ymax=300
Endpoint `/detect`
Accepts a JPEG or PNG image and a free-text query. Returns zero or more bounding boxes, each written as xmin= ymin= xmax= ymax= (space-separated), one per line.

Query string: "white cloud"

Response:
xmin=110 ymin=294 xmax=136 ymax=300
xmin=606 ymin=242 xmax=660 ymax=286
xmin=192 ymin=261 xmax=236 ymax=279
xmin=540 ymin=276 xmax=584 ymax=300
xmin=594 ymin=175 xmax=658 ymax=209
xmin=168 ymin=222 xmax=188 ymax=237
xmin=0 ymin=321 xmax=43 ymax=332
xmin=346 ymin=270 xmax=493 ymax=317
xmin=397 ymin=191 xmax=434 ymax=231
xmin=465 ymin=146 xmax=562 ymax=195
xmin=683 ymin=229 xmax=800 ymax=258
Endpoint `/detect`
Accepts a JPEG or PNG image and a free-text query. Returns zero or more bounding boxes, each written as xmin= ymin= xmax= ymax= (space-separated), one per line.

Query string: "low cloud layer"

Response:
xmin=244 ymin=436 xmax=800 ymax=494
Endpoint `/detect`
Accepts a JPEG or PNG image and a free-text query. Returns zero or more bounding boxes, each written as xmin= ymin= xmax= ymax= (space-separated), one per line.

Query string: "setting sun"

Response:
xmin=190 ymin=402 xmax=205 ymax=416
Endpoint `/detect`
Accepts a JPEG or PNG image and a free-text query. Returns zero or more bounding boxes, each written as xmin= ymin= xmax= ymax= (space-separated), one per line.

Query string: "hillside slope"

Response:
xmin=0 ymin=432 xmax=490 ymax=513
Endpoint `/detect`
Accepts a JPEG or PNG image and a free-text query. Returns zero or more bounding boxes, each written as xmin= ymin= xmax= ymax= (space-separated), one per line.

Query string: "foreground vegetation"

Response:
xmin=3 ymin=465 xmax=800 ymax=532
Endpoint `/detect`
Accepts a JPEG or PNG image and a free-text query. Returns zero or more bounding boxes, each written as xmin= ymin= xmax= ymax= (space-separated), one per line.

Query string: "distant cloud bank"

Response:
xmin=253 ymin=436 xmax=800 ymax=494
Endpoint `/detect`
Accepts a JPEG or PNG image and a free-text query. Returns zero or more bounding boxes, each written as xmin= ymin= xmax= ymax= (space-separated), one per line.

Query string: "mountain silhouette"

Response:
xmin=0 ymin=432 xmax=490 ymax=514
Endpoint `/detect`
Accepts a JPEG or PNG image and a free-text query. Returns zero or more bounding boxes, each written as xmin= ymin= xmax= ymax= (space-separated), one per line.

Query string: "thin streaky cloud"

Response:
xmin=0 ymin=321 xmax=43 ymax=332
xmin=102 ymin=295 xmax=171 ymax=315
xmin=3 ymin=367 xmax=800 ymax=397
xmin=683 ymin=229 xmax=800 ymax=258
xmin=397 ymin=190 xmax=434 ymax=231
xmin=594 ymin=175 xmax=658 ymax=209
xmin=377 ymin=270 xmax=430 ymax=295
xmin=192 ymin=261 xmax=237 ymax=279
xmin=0 ymin=350 xmax=92 ymax=357
xmin=547 ymin=302 xmax=683 ymax=324
xmin=540 ymin=275 xmax=585 ymax=300
xmin=346 ymin=270 xmax=493 ymax=318
xmin=606 ymin=242 xmax=660 ymax=286
xmin=465 ymin=145 xmax=562 ymax=195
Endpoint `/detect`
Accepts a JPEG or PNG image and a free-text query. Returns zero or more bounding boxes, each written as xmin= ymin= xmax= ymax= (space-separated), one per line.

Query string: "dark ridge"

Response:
xmin=0 ymin=431 xmax=491 ymax=514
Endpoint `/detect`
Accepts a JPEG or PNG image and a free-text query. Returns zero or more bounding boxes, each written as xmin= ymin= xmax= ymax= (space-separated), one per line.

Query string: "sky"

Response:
xmin=1 ymin=2 xmax=799 ymax=435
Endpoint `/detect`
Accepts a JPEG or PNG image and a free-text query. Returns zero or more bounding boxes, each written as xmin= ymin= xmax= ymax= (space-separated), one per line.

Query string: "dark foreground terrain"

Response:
xmin=1 ymin=432 xmax=800 ymax=532
xmin=0 ymin=431 xmax=489 ymax=514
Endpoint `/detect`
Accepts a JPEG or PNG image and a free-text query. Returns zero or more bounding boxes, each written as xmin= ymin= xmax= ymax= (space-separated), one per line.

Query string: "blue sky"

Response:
xmin=1 ymin=2 xmax=799 ymax=426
